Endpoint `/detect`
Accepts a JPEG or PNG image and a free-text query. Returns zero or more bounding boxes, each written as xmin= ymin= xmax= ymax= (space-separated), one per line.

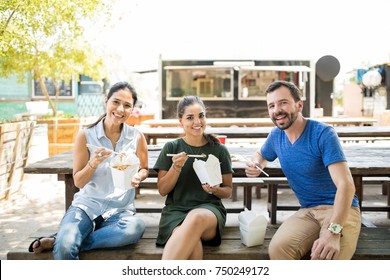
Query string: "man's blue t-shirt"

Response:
xmin=261 ymin=119 xmax=359 ymax=208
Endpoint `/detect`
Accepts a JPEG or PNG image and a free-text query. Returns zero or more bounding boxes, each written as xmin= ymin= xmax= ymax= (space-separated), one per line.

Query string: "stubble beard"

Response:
xmin=272 ymin=111 xmax=298 ymax=130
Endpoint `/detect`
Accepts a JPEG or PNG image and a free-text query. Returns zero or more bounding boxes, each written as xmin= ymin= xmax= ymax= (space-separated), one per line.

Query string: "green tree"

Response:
xmin=0 ymin=0 xmax=114 ymax=115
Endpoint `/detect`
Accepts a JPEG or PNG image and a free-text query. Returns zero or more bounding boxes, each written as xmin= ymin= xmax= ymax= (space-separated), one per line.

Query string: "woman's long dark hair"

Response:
xmin=87 ymin=81 xmax=138 ymax=129
xmin=177 ymin=95 xmax=220 ymax=146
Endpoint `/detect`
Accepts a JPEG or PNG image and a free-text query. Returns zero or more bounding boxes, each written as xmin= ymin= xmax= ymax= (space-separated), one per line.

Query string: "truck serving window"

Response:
xmin=238 ymin=65 xmax=312 ymax=100
xmin=165 ymin=66 xmax=234 ymax=100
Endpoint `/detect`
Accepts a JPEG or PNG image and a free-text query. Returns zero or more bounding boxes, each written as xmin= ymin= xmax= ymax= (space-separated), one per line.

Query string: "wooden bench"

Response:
xmin=264 ymin=177 xmax=390 ymax=224
xmin=7 ymin=226 xmax=390 ymax=260
xmin=363 ymin=176 xmax=390 ymax=196
xmin=137 ymin=177 xmax=264 ymax=212
xmin=362 ymin=177 xmax=390 ymax=219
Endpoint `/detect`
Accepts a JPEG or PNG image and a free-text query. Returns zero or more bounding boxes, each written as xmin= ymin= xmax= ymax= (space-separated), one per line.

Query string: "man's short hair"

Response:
xmin=265 ymin=80 xmax=302 ymax=102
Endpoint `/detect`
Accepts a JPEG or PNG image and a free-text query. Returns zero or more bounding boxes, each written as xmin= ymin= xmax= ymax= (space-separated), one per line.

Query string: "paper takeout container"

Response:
xmin=193 ymin=154 xmax=222 ymax=186
xmin=110 ymin=163 xmax=139 ymax=190
xmin=238 ymin=210 xmax=268 ymax=247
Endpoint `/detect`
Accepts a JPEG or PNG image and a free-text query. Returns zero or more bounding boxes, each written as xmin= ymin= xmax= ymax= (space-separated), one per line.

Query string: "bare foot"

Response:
xmin=32 ymin=237 xmax=55 ymax=253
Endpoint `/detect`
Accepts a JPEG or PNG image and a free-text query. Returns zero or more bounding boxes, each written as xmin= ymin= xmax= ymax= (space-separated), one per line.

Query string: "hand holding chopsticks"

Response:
xmin=240 ymin=155 xmax=269 ymax=177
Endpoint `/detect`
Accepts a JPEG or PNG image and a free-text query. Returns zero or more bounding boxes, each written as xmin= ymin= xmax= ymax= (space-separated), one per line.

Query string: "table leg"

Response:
xmin=243 ymin=186 xmax=253 ymax=210
xmin=64 ymin=174 xmax=78 ymax=211
xmin=386 ymin=182 xmax=390 ymax=219
xmin=267 ymin=183 xmax=278 ymax=225
xmin=353 ymin=176 xmax=363 ymax=209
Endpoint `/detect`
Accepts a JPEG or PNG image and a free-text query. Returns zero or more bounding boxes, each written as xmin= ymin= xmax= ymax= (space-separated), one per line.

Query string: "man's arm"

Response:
xmin=245 ymin=151 xmax=268 ymax=177
xmin=311 ymin=161 xmax=356 ymax=260
xmin=327 ymin=161 xmax=356 ymax=226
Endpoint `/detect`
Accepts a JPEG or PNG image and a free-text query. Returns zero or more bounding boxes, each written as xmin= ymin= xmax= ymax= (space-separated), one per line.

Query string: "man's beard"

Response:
xmin=271 ymin=111 xmax=298 ymax=130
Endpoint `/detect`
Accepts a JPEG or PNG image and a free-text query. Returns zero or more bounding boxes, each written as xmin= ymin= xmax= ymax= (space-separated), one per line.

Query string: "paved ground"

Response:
xmin=1 ymin=172 xmax=390 ymax=260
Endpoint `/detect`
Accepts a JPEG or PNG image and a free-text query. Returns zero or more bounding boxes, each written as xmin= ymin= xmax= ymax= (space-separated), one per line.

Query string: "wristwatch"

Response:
xmin=327 ymin=223 xmax=343 ymax=235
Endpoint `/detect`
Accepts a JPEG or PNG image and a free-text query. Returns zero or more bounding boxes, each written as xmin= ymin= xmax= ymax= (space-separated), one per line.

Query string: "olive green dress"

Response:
xmin=153 ymin=138 xmax=233 ymax=247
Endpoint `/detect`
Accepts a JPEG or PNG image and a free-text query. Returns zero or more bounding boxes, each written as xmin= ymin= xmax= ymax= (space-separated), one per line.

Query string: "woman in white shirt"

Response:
xmin=28 ymin=81 xmax=148 ymax=259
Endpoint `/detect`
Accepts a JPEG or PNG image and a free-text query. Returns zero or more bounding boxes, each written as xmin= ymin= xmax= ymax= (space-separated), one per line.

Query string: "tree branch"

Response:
xmin=0 ymin=0 xmax=25 ymax=36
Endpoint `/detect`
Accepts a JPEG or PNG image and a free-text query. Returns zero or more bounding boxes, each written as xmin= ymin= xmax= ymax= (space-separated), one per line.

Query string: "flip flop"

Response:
xmin=28 ymin=234 xmax=57 ymax=253
xmin=28 ymin=237 xmax=44 ymax=252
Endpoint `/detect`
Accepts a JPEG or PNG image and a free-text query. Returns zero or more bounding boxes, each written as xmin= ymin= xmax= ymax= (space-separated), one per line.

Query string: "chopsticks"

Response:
xmin=254 ymin=165 xmax=269 ymax=177
xmin=232 ymin=153 xmax=269 ymax=177
xmin=86 ymin=144 xmax=121 ymax=155
xmin=166 ymin=153 xmax=207 ymax=158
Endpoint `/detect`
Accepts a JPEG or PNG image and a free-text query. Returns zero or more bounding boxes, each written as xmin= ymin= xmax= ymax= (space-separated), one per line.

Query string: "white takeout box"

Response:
xmin=110 ymin=164 xmax=139 ymax=190
xmin=110 ymin=152 xmax=140 ymax=190
xmin=238 ymin=210 xmax=268 ymax=247
xmin=193 ymin=154 xmax=222 ymax=186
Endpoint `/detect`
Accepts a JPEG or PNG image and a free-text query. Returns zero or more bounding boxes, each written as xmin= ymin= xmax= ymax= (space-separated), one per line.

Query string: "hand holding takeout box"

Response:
xmin=193 ymin=154 xmax=222 ymax=186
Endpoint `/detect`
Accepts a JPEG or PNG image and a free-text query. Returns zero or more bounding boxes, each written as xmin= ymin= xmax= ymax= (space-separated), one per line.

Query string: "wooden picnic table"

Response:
xmin=141 ymin=116 xmax=378 ymax=128
xmin=139 ymin=126 xmax=272 ymax=144
xmin=139 ymin=126 xmax=390 ymax=145
xmin=24 ymin=144 xmax=390 ymax=215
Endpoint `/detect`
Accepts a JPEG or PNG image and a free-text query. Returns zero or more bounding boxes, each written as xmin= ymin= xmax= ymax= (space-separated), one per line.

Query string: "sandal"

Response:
xmin=28 ymin=234 xmax=57 ymax=253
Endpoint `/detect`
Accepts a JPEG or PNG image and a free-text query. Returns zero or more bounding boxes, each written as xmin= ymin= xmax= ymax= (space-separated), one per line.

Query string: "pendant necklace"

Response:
xmin=184 ymin=137 xmax=203 ymax=156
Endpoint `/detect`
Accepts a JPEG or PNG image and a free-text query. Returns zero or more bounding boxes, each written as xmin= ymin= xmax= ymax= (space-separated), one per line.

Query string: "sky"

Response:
xmin=98 ymin=0 xmax=390 ymax=80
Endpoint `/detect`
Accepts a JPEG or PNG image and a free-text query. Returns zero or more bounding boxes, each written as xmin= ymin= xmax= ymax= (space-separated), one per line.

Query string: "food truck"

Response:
xmin=159 ymin=58 xmax=315 ymax=119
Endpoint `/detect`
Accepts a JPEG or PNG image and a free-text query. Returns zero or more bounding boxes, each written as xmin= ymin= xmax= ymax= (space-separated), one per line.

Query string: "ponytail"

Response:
xmin=203 ymin=133 xmax=220 ymax=146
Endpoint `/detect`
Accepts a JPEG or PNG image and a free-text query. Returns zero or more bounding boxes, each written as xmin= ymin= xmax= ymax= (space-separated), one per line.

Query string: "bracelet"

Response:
xmin=88 ymin=161 xmax=97 ymax=170
xmin=171 ymin=164 xmax=181 ymax=173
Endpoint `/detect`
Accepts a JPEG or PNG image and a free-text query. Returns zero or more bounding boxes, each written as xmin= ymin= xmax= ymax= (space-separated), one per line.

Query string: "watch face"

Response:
xmin=329 ymin=223 xmax=342 ymax=234
xmin=332 ymin=224 xmax=341 ymax=232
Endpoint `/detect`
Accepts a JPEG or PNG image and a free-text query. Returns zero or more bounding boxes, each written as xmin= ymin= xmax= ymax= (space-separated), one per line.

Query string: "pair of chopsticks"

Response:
xmin=254 ymin=165 xmax=269 ymax=177
xmin=86 ymin=144 xmax=121 ymax=155
xmin=235 ymin=155 xmax=268 ymax=177
xmin=166 ymin=153 xmax=207 ymax=158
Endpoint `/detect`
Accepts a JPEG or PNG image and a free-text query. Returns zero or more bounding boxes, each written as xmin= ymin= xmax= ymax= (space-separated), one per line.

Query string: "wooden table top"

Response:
xmin=141 ymin=117 xmax=378 ymax=128
xmin=24 ymin=144 xmax=390 ymax=178
xmin=138 ymin=126 xmax=390 ymax=140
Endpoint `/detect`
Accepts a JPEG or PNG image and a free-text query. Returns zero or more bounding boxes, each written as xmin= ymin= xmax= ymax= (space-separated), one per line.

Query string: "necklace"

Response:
xmin=187 ymin=144 xmax=202 ymax=156
xmin=183 ymin=137 xmax=203 ymax=156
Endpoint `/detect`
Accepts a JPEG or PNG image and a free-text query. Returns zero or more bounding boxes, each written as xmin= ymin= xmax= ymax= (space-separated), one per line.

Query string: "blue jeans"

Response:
xmin=53 ymin=206 xmax=145 ymax=260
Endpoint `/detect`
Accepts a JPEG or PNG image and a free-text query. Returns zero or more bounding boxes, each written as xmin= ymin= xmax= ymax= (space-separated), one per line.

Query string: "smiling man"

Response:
xmin=245 ymin=80 xmax=361 ymax=260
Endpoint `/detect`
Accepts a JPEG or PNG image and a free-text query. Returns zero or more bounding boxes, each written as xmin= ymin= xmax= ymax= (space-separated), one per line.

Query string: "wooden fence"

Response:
xmin=0 ymin=121 xmax=35 ymax=200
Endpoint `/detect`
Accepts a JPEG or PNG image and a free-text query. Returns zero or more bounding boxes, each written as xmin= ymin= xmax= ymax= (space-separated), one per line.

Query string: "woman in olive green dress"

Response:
xmin=153 ymin=96 xmax=233 ymax=260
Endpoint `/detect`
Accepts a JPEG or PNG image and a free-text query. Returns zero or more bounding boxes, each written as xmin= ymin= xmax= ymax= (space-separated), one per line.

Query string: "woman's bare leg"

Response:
xmin=162 ymin=209 xmax=217 ymax=260
xmin=188 ymin=240 xmax=203 ymax=260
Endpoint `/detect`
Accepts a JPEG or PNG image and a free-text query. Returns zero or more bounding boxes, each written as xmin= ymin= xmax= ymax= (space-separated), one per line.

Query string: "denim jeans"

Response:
xmin=53 ymin=206 xmax=145 ymax=260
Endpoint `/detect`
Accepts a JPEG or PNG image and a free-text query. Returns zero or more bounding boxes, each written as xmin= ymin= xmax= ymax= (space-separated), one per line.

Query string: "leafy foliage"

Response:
xmin=0 ymin=0 xmax=115 ymax=115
